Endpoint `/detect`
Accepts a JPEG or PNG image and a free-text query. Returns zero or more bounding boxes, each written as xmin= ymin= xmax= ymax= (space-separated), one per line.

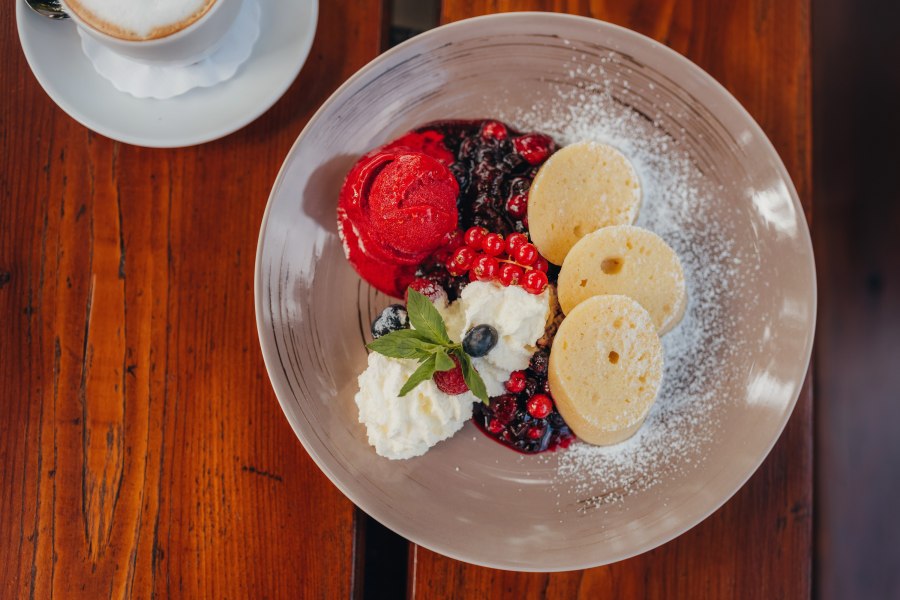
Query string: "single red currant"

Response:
xmin=447 ymin=263 xmax=467 ymax=277
xmin=506 ymin=194 xmax=528 ymax=219
xmin=526 ymin=393 xmax=552 ymax=419
xmin=505 ymin=233 xmax=528 ymax=256
xmin=505 ymin=370 xmax=527 ymax=393
xmin=464 ymin=226 xmax=488 ymax=248
xmin=481 ymin=233 xmax=506 ymax=257
xmin=523 ymin=269 xmax=549 ymax=294
xmin=527 ymin=426 xmax=545 ymax=440
xmin=488 ymin=418 xmax=504 ymax=434
xmin=472 ymin=255 xmax=499 ymax=281
xmin=498 ymin=263 xmax=524 ymax=287
xmin=449 ymin=246 xmax=475 ymax=271
xmin=442 ymin=229 xmax=464 ymax=251
xmin=515 ymin=242 xmax=538 ymax=266
xmin=480 ymin=120 xmax=508 ymax=141
xmin=532 ymin=256 xmax=549 ymax=273
xmin=513 ymin=133 xmax=554 ymax=165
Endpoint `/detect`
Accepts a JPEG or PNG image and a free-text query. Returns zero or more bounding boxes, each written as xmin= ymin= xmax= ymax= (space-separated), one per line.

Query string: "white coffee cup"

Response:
xmin=60 ymin=0 xmax=244 ymax=67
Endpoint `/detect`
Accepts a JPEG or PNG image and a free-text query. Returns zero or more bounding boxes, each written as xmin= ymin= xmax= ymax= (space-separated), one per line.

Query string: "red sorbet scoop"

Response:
xmin=381 ymin=130 xmax=456 ymax=167
xmin=338 ymin=148 xmax=459 ymax=297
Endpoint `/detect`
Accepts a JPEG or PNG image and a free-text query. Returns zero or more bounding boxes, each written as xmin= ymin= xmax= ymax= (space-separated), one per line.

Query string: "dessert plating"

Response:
xmin=338 ymin=120 xmax=686 ymax=459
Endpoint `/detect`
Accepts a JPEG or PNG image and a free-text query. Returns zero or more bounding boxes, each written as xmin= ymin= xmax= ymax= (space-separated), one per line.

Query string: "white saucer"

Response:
xmin=16 ymin=0 xmax=318 ymax=148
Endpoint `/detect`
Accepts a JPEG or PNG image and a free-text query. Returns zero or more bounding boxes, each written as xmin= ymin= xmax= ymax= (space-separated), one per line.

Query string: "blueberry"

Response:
xmin=547 ymin=412 xmax=566 ymax=429
xmin=371 ymin=304 xmax=409 ymax=338
xmin=462 ymin=324 xmax=498 ymax=357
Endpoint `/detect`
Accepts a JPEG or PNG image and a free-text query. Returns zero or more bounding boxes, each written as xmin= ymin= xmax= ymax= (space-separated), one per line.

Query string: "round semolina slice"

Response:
xmin=548 ymin=295 xmax=663 ymax=446
xmin=558 ymin=225 xmax=686 ymax=334
xmin=527 ymin=141 xmax=641 ymax=265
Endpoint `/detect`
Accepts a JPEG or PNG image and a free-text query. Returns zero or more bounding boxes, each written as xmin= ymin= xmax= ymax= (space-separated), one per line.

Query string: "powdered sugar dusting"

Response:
xmin=498 ymin=60 xmax=758 ymax=507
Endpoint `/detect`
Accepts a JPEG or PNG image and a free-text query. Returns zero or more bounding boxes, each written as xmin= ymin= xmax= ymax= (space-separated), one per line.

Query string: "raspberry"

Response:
xmin=491 ymin=394 xmax=518 ymax=424
xmin=433 ymin=355 xmax=469 ymax=395
xmin=406 ymin=278 xmax=447 ymax=304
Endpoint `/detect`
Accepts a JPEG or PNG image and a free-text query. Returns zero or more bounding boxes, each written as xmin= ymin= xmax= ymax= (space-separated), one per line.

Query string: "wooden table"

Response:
xmin=0 ymin=0 xmax=811 ymax=597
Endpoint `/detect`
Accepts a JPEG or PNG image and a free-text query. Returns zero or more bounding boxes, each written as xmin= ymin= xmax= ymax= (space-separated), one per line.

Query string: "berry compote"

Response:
xmin=420 ymin=119 xmax=556 ymax=235
xmin=473 ymin=349 xmax=576 ymax=454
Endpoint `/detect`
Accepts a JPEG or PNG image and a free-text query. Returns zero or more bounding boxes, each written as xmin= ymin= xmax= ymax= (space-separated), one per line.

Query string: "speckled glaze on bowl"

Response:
xmin=255 ymin=13 xmax=816 ymax=571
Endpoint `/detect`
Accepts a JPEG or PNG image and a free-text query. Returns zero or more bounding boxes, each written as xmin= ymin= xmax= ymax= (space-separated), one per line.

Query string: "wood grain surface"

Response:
xmin=813 ymin=0 xmax=900 ymax=598
xmin=408 ymin=1 xmax=813 ymax=598
xmin=0 ymin=1 xmax=384 ymax=597
xmin=1 ymin=0 xmax=813 ymax=598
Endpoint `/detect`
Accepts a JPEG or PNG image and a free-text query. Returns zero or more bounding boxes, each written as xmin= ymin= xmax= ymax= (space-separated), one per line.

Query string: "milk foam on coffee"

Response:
xmin=67 ymin=0 xmax=215 ymax=40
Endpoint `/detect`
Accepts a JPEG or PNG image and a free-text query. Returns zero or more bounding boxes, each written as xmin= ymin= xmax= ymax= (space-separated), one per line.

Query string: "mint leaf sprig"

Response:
xmin=366 ymin=289 xmax=489 ymax=403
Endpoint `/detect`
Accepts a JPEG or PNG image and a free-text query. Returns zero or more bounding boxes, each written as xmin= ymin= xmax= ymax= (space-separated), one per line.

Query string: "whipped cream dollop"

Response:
xmin=355 ymin=353 xmax=475 ymax=460
xmin=355 ymin=281 xmax=550 ymax=459
xmin=442 ymin=281 xmax=550 ymax=397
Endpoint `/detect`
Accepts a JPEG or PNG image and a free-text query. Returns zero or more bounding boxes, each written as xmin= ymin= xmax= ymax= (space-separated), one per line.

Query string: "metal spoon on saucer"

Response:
xmin=23 ymin=0 xmax=69 ymax=19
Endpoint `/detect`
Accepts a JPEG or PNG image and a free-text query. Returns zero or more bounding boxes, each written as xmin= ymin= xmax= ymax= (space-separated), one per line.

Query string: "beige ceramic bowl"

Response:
xmin=255 ymin=13 xmax=816 ymax=571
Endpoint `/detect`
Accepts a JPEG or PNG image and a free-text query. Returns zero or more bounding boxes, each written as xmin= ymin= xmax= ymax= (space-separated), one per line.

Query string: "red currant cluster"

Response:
xmin=446 ymin=227 xmax=550 ymax=294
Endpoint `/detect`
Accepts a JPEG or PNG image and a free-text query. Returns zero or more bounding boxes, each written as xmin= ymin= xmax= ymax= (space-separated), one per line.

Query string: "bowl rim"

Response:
xmin=254 ymin=11 xmax=817 ymax=571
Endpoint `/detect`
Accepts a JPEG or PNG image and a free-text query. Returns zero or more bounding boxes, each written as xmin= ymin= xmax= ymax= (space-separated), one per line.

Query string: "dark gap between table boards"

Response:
xmin=356 ymin=2 xmax=441 ymax=599
xmin=812 ymin=0 xmax=900 ymax=598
